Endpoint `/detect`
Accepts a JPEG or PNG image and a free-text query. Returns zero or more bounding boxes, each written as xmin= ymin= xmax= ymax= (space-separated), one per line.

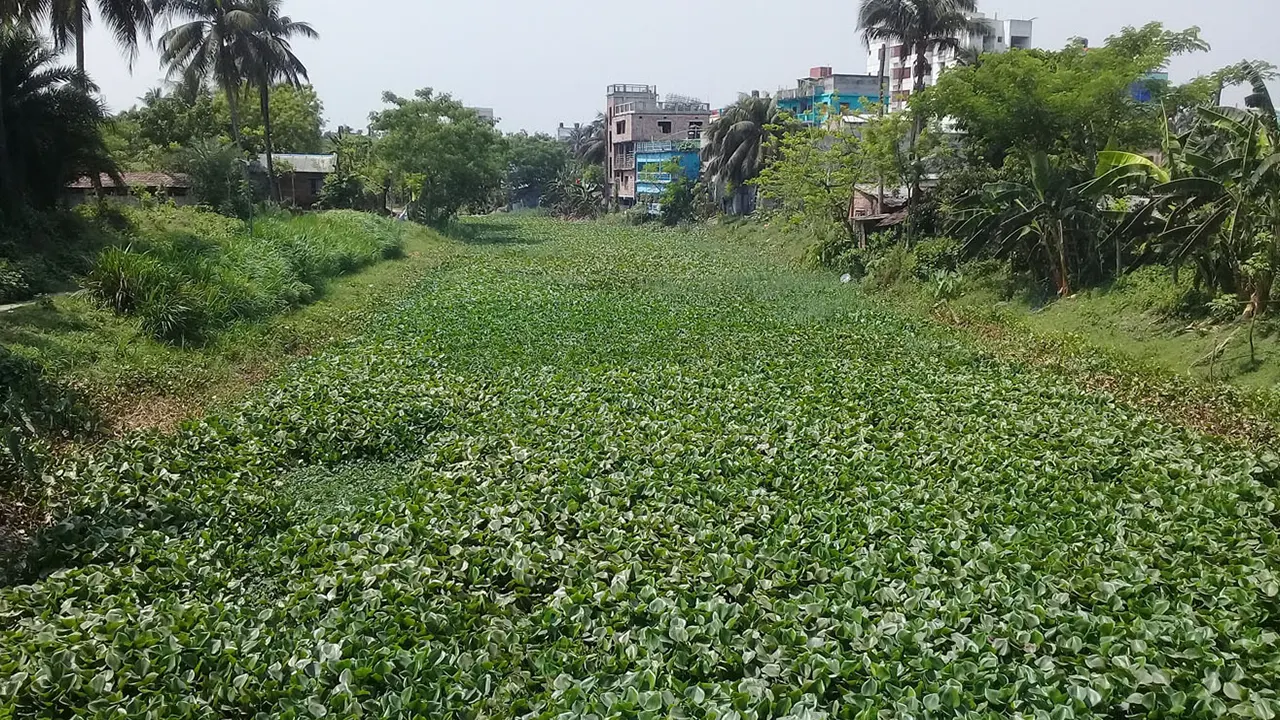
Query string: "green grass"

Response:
xmin=1013 ymin=270 xmax=1280 ymax=392
xmin=3 ymin=216 xmax=1280 ymax=719
xmin=1 ymin=221 xmax=453 ymax=414
xmin=80 ymin=206 xmax=407 ymax=343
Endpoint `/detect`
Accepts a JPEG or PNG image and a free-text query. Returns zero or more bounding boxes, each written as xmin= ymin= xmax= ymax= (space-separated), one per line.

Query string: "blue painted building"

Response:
xmin=776 ymin=67 xmax=883 ymax=126
xmin=635 ymin=140 xmax=702 ymax=200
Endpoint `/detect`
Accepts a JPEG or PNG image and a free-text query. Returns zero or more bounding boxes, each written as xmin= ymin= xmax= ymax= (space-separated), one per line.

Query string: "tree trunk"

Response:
xmin=1055 ymin=220 xmax=1072 ymax=297
xmin=225 ymin=83 xmax=244 ymax=149
xmin=876 ymin=45 xmax=887 ymax=209
xmin=74 ymin=16 xmax=85 ymax=75
xmin=0 ymin=60 xmax=13 ymax=213
xmin=259 ymin=83 xmax=279 ymax=202
xmin=904 ymin=43 xmax=929 ymax=247
xmin=74 ymin=18 xmax=105 ymax=202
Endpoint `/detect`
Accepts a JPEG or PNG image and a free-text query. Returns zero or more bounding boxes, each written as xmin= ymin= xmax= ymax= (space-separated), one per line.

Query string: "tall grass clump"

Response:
xmin=82 ymin=207 xmax=404 ymax=343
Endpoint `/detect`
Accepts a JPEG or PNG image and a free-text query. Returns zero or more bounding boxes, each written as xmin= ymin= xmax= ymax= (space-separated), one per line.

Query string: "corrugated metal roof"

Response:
xmin=67 ymin=172 xmax=191 ymax=189
xmin=260 ymin=153 xmax=337 ymax=174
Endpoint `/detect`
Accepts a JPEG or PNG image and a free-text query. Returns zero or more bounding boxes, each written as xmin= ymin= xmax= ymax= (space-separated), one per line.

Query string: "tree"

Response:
xmin=0 ymin=24 xmax=118 ymax=210
xmin=370 ymin=88 xmax=505 ymax=225
xmin=916 ymin=24 xmax=1209 ymax=167
xmin=858 ymin=0 xmax=985 ymax=97
xmin=858 ymin=0 xmax=986 ymax=221
xmin=48 ymin=0 xmax=153 ymax=76
xmin=106 ymin=80 xmax=219 ymax=168
xmin=237 ymin=0 xmax=315 ymax=201
xmin=701 ymin=94 xmax=789 ymax=214
xmin=174 ymin=136 xmax=251 ymax=216
xmin=752 ymin=126 xmax=867 ymax=241
xmin=569 ymin=114 xmax=606 ymax=166
xmin=505 ymin=131 xmax=569 ymax=208
xmin=156 ymin=0 xmax=257 ymax=148
xmin=545 ymin=163 xmax=604 ymax=219
xmin=316 ymin=127 xmax=385 ymax=210
xmin=215 ymin=82 xmax=322 ymax=154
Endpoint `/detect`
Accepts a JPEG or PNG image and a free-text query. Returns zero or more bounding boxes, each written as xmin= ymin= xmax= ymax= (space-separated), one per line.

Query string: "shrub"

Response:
xmin=866 ymin=242 xmax=917 ymax=290
xmin=913 ymin=236 xmax=961 ymax=278
xmin=82 ymin=207 xmax=406 ymax=343
xmin=621 ymin=207 xmax=654 ymax=226
xmin=173 ymin=138 xmax=255 ymax=219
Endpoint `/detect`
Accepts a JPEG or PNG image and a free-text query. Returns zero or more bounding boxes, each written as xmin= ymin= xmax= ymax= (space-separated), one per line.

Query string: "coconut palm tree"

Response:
xmin=239 ymin=0 xmax=315 ymax=200
xmin=0 ymin=23 xmax=118 ymax=209
xmin=570 ymin=113 xmax=606 ymax=166
xmin=859 ymin=0 xmax=985 ymax=237
xmin=700 ymin=94 xmax=784 ymax=214
xmin=155 ymin=0 xmax=257 ymax=148
xmin=858 ymin=0 xmax=986 ymax=98
xmin=48 ymin=0 xmax=153 ymax=76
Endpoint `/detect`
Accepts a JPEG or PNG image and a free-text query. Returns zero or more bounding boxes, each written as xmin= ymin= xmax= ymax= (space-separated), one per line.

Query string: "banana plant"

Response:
xmin=952 ymin=151 xmax=1101 ymax=297
xmin=1085 ymin=62 xmax=1280 ymax=316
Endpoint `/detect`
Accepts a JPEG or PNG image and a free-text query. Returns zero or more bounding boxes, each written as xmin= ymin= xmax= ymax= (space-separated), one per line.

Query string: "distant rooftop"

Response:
xmin=67 ymin=172 xmax=190 ymax=189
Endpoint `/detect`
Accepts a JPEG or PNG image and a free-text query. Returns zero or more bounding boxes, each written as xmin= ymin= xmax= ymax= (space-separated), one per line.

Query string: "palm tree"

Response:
xmin=570 ymin=113 xmax=606 ymax=166
xmin=48 ymin=0 xmax=153 ymax=76
xmin=954 ymin=152 xmax=1100 ymax=297
xmin=155 ymin=0 xmax=257 ymax=148
xmin=239 ymin=0 xmax=315 ymax=201
xmin=0 ymin=23 xmax=119 ymax=210
xmin=858 ymin=0 xmax=986 ymax=98
xmin=859 ymin=0 xmax=986 ymax=237
xmin=700 ymin=94 xmax=784 ymax=214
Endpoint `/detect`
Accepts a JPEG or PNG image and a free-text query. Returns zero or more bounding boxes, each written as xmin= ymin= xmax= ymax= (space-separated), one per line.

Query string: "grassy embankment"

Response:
xmin=1 ymin=205 xmax=457 ymax=549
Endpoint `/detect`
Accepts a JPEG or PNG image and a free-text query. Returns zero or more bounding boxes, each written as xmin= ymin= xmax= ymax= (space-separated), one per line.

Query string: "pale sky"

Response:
xmin=77 ymin=0 xmax=1278 ymax=136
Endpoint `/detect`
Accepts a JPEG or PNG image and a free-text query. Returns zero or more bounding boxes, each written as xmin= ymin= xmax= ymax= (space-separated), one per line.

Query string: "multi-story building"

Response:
xmin=605 ymin=84 xmax=710 ymax=206
xmin=866 ymin=12 xmax=1032 ymax=111
xmin=635 ymin=139 xmax=702 ymax=207
xmin=776 ymin=67 xmax=883 ymax=125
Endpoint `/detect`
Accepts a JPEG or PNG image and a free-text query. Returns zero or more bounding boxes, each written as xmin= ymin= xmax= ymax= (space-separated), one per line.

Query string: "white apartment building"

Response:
xmin=866 ymin=13 xmax=1032 ymax=111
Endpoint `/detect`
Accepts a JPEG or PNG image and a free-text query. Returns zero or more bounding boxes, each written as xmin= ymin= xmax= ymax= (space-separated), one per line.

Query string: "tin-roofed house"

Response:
xmin=65 ymin=172 xmax=193 ymax=206
xmin=256 ymin=153 xmax=337 ymax=209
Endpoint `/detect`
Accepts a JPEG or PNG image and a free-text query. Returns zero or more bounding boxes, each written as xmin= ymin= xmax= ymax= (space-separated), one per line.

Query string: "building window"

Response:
xmin=616 ymin=120 xmax=626 ymax=135
xmin=310 ymin=178 xmax=323 ymax=195
xmin=658 ymin=120 xmax=672 ymax=133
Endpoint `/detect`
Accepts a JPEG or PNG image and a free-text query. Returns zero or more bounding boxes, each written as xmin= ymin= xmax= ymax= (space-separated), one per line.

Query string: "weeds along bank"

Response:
xmin=81 ymin=206 xmax=405 ymax=343
xmin=2 ymin=217 xmax=1280 ymax=718
xmin=1 ymin=205 xmax=408 ymax=491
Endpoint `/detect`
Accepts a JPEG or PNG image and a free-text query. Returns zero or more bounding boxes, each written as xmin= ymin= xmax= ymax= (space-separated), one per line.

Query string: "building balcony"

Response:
xmin=614 ymin=100 xmax=712 ymax=115
xmin=609 ymin=84 xmax=656 ymax=95
xmin=612 ymin=155 xmax=635 ymax=170
xmin=637 ymin=172 xmax=674 ymax=183
xmin=636 ymin=140 xmax=702 ymax=153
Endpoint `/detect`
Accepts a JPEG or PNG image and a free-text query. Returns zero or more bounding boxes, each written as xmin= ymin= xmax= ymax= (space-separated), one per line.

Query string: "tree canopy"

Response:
xmin=370 ymin=88 xmax=505 ymax=225
xmin=504 ymin=131 xmax=568 ymax=208
xmin=915 ymin=24 xmax=1210 ymax=166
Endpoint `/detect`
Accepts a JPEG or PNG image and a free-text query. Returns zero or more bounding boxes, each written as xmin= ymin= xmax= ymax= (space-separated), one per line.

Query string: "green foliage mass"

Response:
xmin=107 ymin=83 xmax=325 ymax=170
xmin=505 ymin=132 xmax=569 ymax=208
xmin=4 ymin=216 xmax=1279 ymax=718
xmin=81 ymin=206 xmax=404 ymax=343
xmin=371 ymin=89 xmax=506 ymax=225
xmin=916 ymin=24 xmax=1208 ymax=166
xmin=754 ymin=127 xmax=868 ymax=241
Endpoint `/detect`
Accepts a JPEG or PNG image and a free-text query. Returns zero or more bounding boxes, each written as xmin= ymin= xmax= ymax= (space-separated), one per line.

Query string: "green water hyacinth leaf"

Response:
xmin=1 ymin=216 xmax=1279 ymax=719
